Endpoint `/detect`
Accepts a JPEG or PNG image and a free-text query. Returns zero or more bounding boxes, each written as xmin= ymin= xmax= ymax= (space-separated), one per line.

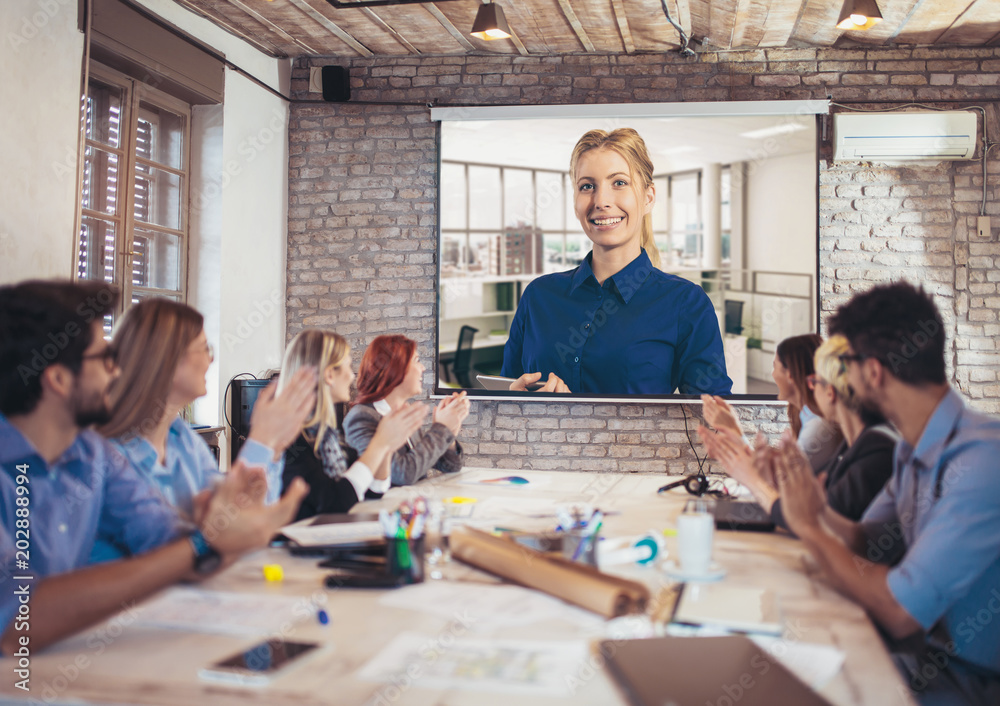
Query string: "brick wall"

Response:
xmin=286 ymin=46 xmax=1000 ymax=473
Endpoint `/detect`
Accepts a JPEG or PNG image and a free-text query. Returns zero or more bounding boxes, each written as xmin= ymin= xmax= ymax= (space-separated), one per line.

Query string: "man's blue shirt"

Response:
xmin=861 ymin=388 xmax=1000 ymax=675
xmin=0 ymin=415 xmax=182 ymax=634
xmin=501 ymin=250 xmax=732 ymax=395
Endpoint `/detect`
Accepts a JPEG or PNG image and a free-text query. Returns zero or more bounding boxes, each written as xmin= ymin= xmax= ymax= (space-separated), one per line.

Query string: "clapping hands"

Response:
xmin=433 ymin=391 xmax=470 ymax=436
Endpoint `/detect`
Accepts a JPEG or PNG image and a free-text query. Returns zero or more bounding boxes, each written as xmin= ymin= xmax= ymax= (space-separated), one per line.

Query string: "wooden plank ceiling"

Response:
xmin=173 ymin=0 xmax=1000 ymax=58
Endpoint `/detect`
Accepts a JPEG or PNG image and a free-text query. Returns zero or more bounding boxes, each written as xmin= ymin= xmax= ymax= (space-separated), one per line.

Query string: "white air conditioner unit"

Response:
xmin=833 ymin=111 xmax=978 ymax=161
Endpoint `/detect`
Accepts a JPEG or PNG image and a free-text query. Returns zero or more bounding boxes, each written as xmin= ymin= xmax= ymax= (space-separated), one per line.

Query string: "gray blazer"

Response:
xmin=342 ymin=403 xmax=463 ymax=486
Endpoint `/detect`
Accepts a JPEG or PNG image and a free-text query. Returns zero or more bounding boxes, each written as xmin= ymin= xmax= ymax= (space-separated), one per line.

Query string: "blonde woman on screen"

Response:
xmin=501 ymin=128 xmax=732 ymax=395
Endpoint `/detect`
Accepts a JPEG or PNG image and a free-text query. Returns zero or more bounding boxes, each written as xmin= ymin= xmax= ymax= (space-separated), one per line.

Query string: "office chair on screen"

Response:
xmin=724 ymin=300 xmax=744 ymax=336
xmin=452 ymin=325 xmax=479 ymax=388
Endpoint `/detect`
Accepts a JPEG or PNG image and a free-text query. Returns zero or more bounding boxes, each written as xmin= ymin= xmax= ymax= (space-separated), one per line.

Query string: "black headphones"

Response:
xmin=657 ymin=473 xmax=710 ymax=497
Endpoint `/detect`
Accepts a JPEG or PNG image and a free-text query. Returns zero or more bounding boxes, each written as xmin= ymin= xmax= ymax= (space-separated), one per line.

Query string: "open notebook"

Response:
xmin=602 ymin=635 xmax=833 ymax=706
xmin=671 ymin=583 xmax=782 ymax=636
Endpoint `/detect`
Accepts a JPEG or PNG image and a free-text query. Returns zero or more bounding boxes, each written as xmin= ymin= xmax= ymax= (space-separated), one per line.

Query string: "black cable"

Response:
xmin=223 ymin=373 xmax=258 ymax=436
xmin=658 ymin=406 xmax=731 ymax=498
xmin=660 ymin=0 xmax=696 ymax=58
xmin=680 ymin=404 xmax=709 ymax=477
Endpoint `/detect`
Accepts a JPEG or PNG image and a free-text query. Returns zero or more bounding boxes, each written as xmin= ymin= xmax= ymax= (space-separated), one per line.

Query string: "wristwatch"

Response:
xmin=188 ymin=529 xmax=222 ymax=575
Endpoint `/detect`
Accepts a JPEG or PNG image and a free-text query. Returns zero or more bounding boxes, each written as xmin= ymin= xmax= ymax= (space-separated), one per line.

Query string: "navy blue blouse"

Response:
xmin=501 ymin=250 xmax=732 ymax=395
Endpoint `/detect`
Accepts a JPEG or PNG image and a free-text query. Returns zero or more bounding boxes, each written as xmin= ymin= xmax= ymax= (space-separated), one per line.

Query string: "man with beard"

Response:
xmin=764 ymin=281 xmax=1000 ymax=705
xmin=0 ymin=280 xmax=309 ymax=653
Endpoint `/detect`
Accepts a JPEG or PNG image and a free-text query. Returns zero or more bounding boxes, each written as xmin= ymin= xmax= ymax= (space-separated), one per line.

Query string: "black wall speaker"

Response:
xmin=321 ymin=65 xmax=351 ymax=102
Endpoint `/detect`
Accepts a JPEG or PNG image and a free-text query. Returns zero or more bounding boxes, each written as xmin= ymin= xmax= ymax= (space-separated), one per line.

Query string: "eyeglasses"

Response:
xmin=188 ymin=341 xmax=215 ymax=362
xmin=837 ymin=353 xmax=866 ymax=375
xmin=837 ymin=354 xmax=865 ymax=365
xmin=81 ymin=344 xmax=117 ymax=372
xmin=806 ymin=374 xmax=828 ymax=389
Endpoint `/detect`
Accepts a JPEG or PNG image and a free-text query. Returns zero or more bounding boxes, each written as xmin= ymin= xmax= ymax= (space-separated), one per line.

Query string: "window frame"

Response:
xmin=75 ymin=61 xmax=192 ymax=319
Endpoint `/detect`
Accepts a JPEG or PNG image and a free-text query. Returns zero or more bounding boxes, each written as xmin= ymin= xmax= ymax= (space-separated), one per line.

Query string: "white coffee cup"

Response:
xmin=677 ymin=499 xmax=715 ymax=575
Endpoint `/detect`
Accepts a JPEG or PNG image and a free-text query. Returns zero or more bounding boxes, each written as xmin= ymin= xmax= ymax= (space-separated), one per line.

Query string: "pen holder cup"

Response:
xmin=386 ymin=536 xmax=426 ymax=584
xmin=561 ymin=528 xmax=599 ymax=567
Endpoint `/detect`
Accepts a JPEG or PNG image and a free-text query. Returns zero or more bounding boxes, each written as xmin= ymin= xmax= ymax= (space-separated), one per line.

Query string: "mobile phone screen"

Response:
xmin=201 ymin=639 xmax=320 ymax=684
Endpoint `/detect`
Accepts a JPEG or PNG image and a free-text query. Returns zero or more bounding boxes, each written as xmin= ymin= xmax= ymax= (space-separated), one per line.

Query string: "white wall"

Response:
xmin=214 ymin=70 xmax=289 ymax=457
xmin=0 ymin=0 xmax=85 ymax=282
xmin=0 ymin=0 xmax=292 ymax=454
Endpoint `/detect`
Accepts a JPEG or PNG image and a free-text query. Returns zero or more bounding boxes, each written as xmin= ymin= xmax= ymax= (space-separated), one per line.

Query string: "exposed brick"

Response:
xmin=285 ymin=50 xmax=1000 ymax=471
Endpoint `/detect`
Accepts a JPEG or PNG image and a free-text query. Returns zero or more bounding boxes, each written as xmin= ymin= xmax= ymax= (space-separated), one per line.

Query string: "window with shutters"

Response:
xmin=76 ymin=62 xmax=191 ymax=327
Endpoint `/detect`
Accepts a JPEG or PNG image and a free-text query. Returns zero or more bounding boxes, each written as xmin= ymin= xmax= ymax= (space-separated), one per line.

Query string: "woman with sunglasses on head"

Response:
xmin=701 ymin=333 xmax=842 ymax=473
xmin=96 ymin=298 xmax=315 ymax=559
xmin=279 ymin=329 xmax=428 ymax=520
xmin=344 ymin=334 xmax=469 ymax=487
xmin=699 ymin=335 xmax=897 ymax=531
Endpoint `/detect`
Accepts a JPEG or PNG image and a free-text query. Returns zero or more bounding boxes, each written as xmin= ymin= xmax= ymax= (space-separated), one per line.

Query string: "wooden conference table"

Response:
xmin=0 ymin=468 xmax=914 ymax=706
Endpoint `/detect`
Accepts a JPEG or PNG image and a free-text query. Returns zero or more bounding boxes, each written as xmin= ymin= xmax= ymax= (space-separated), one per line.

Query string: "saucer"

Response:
xmin=663 ymin=560 xmax=726 ymax=583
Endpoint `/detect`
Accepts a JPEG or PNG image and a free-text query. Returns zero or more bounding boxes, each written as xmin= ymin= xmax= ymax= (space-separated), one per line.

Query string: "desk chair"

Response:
xmin=452 ymin=325 xmax=479 ymax=388
xmin=724 ymin=300 xmax=744 ymax=336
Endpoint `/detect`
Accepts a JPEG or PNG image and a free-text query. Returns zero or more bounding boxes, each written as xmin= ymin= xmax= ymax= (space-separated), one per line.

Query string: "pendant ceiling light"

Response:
xmin=471 ymin=1 xmax=511 ymax=41
xmin=836 ymin=0 xmax=883 ymax=30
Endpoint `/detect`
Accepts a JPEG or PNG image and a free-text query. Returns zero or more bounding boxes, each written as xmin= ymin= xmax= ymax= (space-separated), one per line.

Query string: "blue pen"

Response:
xmin=572 ymin=517 xmax=603 ymax=562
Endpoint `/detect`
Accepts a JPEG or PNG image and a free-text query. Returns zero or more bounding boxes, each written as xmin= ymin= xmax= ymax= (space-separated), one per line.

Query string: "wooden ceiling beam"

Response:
xmin=359 ymin=7 xmax=421 ymax=54
xmin=286 ymin=0 xmax=374 ymax=57
xmin=424 ymin=2 xmax=476 ymax=51
xmin=935 ymin=0 xmax=1000 ymax=46
xmin=555 ymin=0 xmax=595 ymax=53
xmin=674 ymin=0 xmax=692 ymax=37
xmin=173 ymin=0 xmax=287 ymax=57
xmin=509 ymin=29 xmax=530 ymax=56
xmin=223 ymin=0 xmax=323 ymax=54
xmin=757 ymin=0 xmax=808 ymax=47
xmin=610 ymin=0 xmax=635 ymax=53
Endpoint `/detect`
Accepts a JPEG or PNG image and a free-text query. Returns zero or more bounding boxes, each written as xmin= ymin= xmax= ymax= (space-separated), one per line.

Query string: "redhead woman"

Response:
xmin=97 ymin=298 xmax=314 ymax=558
xmin=279 ymin=329 xmax=427 ymax=520
xmin=343 ymin=335 xmax=469 ymax=486
xmin=500 ymin=127 xmax=731 ymax=395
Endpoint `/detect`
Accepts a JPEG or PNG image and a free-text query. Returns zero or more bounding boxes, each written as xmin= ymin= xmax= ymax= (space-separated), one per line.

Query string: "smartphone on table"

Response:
xmin=198 ymin=639 xmax=321 ymax=687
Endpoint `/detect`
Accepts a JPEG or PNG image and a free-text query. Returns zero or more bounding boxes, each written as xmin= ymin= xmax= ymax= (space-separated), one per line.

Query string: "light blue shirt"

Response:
xmin=90 ymin=418 xmax=280 ymax=563
xmin=0 ymin=415 xmax=182 ymax=637
xmin=861 ymin=388 xmax=1000 ymax=674
xmin=111 ymin=418 xmax=224 ymax=516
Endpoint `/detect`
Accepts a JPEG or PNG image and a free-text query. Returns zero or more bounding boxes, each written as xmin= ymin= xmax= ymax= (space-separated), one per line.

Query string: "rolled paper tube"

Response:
xmin=450 ymin=527 xmax=649 ymax=618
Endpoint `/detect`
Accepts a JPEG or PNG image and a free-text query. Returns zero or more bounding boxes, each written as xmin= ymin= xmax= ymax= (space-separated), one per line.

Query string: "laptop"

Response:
xmin=713 ymin=498 xmax=776 ymax=532
xmin=602 ymin=635 xmax=833 ymax=706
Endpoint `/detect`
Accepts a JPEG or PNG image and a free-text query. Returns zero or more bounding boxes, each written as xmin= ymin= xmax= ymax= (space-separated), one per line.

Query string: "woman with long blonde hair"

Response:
xmin=279 ymin=329 xmax=427 ymax=519
xmin=501 ymin=127 xmax=731 ymax=395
